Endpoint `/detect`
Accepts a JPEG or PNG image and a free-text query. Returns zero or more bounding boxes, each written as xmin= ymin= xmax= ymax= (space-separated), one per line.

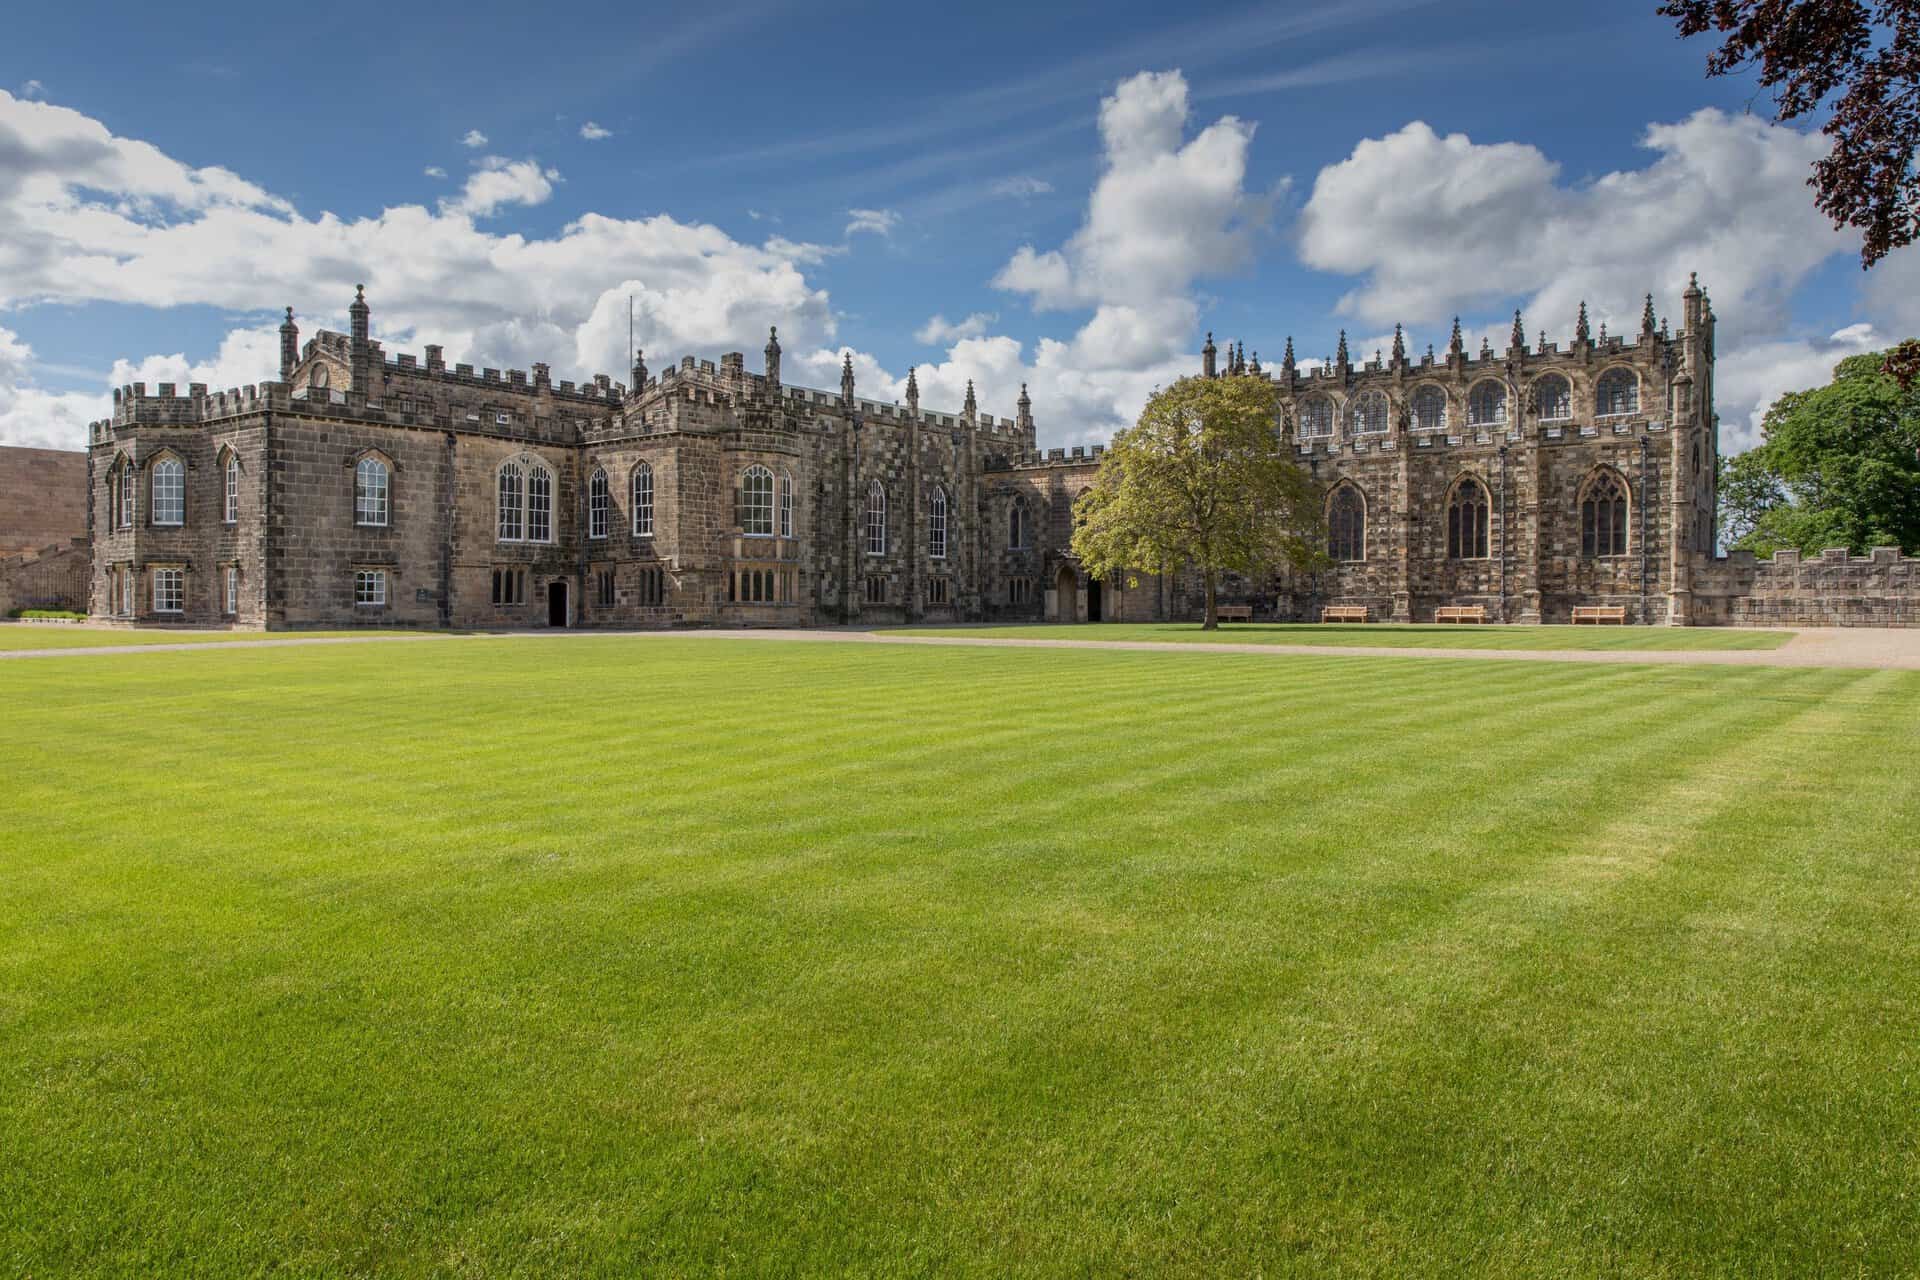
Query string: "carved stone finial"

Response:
xmin=1335 ymin=330 xmax=1349 ymax=369
xmin=1510 ymin=309 xmax=1525 ymax=352
xmin=1447 ymin=317 xmax=1464 ymax=359
xmin=1641 ymin=293 xmax=1658 ymax=336
xmin=963 ymin=378 xmax=977 ymax=416
xmin=1391 ymin=323 xmax=1405 ymax=364
xmin=1575 ymin=301 xmax=1592 ymax=345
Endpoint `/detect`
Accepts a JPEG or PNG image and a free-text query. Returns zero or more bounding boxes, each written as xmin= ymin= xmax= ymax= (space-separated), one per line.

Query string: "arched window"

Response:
xmin=355 ymin=457 xmax=389 ymax=527
xmin=310 ymin=364 xmax=329 ymax=390
xmin=116 ymin=458 xmax=133 ymax=528
xmin=223 ymin=454 xmax=240 ymax=524
xmin=632 ymin=462 xmax=654 ymax=536
xmin=1300 ymin=396 xmax=1335 ymax=438
xmin=1447 ymin=476 xmax=1491 ymax=559
xmin=1532 ymin=375 xmax=1571 ymax=422
xmin=740 ymin=465 xmax=774 ymax=536
xmin=780 ymin=471 xmax=795 ymax=538
xmin=588 ymin=468 xmax=609 ymax=539
xmin=1328 ymin=485 xmax=1365 ymax=561
xmin=497 ymin=461 xmax=524 ymax=541
xmin=865 ymin=480 xmax=888 ymax=555
xmin=1412 ymin=385 xmax=1448 ymax=432
xmin=1581 ymin=469 xmax=1630 ymax=557
xmin=526 ymin=464 xmax=552 ymax=542
xmin=1349 ymin=390 xmax=1389 ymax=434
xmin=1467 ymin=381 xmax=1507 ymax=428
xmin=929 ymin=484 xmax=948 ymax=559
xmin=150 ymin=457 xmax=184 ymax=526
xmin=1009 ymin=497 xmax=1029 ymax=550
xmin=1596 ymin=368 xmax=1640 ymax=417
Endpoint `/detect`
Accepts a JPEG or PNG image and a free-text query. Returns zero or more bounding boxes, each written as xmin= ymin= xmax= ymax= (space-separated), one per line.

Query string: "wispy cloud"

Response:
xmin=845 ymin=208 xmax=901 ymax=238
xmin=460 ymin=129 xmax=488 ymax=148
xmin=916 ymin=312 xmax=997 ymax=344
xmin=423 ymin=166 xmax=447 ymax=179
xmin=18 ymin=79 xmax=44 ymax=99
xmin=579 ymin=121 xmax=612 ymax=140
xmin=990 ymin=176 xmax=1053 ymax=199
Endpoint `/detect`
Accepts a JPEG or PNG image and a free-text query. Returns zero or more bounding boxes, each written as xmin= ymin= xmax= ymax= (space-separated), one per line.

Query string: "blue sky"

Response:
xmin=2 ymin=0 xmax=1914 ymax=452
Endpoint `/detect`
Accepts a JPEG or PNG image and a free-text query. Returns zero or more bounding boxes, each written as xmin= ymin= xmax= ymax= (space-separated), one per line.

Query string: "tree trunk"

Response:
xmin=1202 ymin=567 xmax=1218 ymax=630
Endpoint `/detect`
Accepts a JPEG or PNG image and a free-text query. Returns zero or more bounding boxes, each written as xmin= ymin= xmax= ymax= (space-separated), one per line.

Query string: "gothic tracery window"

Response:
xmin=1532 ymin=375 xmax=1572 ymax=422
xmin=741 ymin=465 xmax=774 ymax=536
xmin=1412 ymin=385 xmax=1448 ymax=432
xmin=1009 ymin=496 xmax=1029 ymax=550
xmin=929 ymin=484 xmax=948 ymax=559
xmin=1349 ymin=390 xmax=1389 ymax=434
xmin=355 ymin=457 xmax=389 ymax=527
xmin=1467 ymin=381 xmax=1507 ymax=428
xmin=150 ymin=457 xmax=184 ymax=526
xmin=1328 ymin=485 xmax=1365 ymax=561
xmin=1581 ymin=468 xmax=1630 ymax=557
xmin=865 ymin=480 xmax=888 ymax=555
xmin=632 ymin=462 xmax=654 ymax=536
xmin=1596 ymin=368 xmax=1640 ymax=417
xmin=588 ymin=468 xmax=609 ymax=539
xmin=1300 ymin=396 xmax=1335 ymax=438
xmin=1446 ymin=476 xmax=1491 ymax=559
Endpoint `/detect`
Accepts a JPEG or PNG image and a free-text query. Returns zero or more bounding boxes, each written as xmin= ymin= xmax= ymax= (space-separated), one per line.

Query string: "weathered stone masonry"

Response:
xmin=81 ymin=277 xmax=1920 ymax=629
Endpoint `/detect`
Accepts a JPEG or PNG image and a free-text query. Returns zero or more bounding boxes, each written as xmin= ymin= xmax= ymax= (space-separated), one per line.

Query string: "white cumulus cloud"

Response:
xmin=459 ymin=129 xmax=488 ymax=148
xmin=439 ymin=156 xmax=561 ymax=219
xmin=915 ymin=313 xmax=996 ymax=344
xmin=579 ymin=121 xmax=612 ymax=141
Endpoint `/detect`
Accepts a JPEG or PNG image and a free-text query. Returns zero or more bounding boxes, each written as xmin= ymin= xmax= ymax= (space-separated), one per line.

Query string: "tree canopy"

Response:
xmin=1718 ymin=350 xmax=1920 ymax=556
xmin=1071 ymin=375 xmax=1323 ymax=628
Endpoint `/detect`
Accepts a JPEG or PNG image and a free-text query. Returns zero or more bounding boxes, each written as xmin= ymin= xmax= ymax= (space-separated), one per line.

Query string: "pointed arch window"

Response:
xmin=223 ymin=454 xmax=240 ymax=524
xmin=355 ymin=457 xmax=389 ymax=527
xmin=111 ymin=458 xmax=134 ymax=529
xmin=1300 ymin=396 xmax=1335 ymax=438
xmin=632 ymin=462 xmax=654 ymax=536
xmin=1412 ymin=385 xmax=1448 ymax=433
xmin=150 ymin=457 xmax=184 ymax=526
xmin=1349 ymin=390 xmax=1389 ymax=434
xmin=741 ymin=465 xmax=774 ymax=536
xmin=588 ymin=468 xmax=609 ymax=539
xmin=497 ymin=461 xmax=524 ymax=541
xmin=1581 ymin=469 xmax=1630 ymax=557
xmin=779 ymin=470 xmax=795 ymax=538
xmin=526 ymin=464 xmax=552 ymax=542
xmin=1532 ymin=375 xmax=1572 ymax=422
xmin=929 ymin=484 xmax=948 ymax=559
xmin=1467 ymin=381 xmax=1507 ymax=428
xmin=1328 ymin=486 xmax=1366 ymax=561
xmin=865 ymin=480 xmax=888 ymax=555
xmin=1447 ymin=476 xmax=1491 ymax=559
xmin=1596 ymin=369 xmax=1640 ymax=417
xmin=1009 ymin=496 xmax=1029 ymax=550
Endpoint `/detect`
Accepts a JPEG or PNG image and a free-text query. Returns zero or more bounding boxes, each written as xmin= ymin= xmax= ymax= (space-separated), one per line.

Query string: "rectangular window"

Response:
xmin=589 ymin=480 xmax=608 ymax=539
xmin=1009 ymin=577 xmax=1032 ymax=605
xmin=527 ymin=467 xmax=551 ymax=543
xmin=120 ymin=565 xmax=134 ymax=616
xmin=928 ymin=576 xmax=950 ymax=606
xmin=355 ymin=569 xmax=387 ymax=607
xmin=779 ymin=474 xmax=794 ymax=538
xmin=224 ymin=566 xmax=238 ymax=615
xmin=151 ymin=463 xmax=184 ymax=526
xmin=636 ymin=565 xmax=665 ymax=607
xmin=742 ymin=469 xmax=774 ymax=537
xmin=865 ymin=575 xmax=887 ymax=605
xmin=117 ymin=468 xmax=133 ymax=528
xmin=152 ymin=567 xmax=183 ymax=614
xmin=224 ymin=462 xmax=239 ymax=524
xmin=595 ymin=569 xmax=615 ymax=608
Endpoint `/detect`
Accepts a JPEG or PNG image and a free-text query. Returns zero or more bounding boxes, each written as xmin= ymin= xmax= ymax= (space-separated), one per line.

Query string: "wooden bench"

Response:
xmin=1214 ymin=605 xmax=1254 ymax=622
xmin=1321 ymin=606 xmax=1369 ymax=623
xmin=1433 ymin=606 xmax=1487 ymax=624
xmin=1572 ymin=606 xmax=1628 ymax=625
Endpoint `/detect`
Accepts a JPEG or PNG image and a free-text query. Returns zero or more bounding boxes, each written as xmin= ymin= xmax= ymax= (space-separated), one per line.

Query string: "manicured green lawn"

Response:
xmin=896 ymin=621 xmax=1797 ymax=650
xmin=0 ymin=625 xmax=452 ymax=651
xmin=2 ymin=638 xmax=1915 ymax=1276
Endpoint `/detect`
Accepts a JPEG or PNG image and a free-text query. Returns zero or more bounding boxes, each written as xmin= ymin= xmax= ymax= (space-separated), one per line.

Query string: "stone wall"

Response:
xmin=0 ymin=446 xmax=88 ymax=557
xmin=1695 ymin=547 xmax=1920 ymax=627
xmin=0 ymin=539 xmax=88 ymax=613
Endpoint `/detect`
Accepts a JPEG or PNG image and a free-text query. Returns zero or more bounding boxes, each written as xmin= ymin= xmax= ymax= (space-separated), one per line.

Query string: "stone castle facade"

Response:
xmin=81 ymin=276 xmax=1919 ymax=630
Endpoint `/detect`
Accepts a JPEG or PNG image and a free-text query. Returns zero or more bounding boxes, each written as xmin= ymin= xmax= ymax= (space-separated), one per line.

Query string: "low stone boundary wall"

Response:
xmin=1697 ymin=547 xmax=1919 ymax=628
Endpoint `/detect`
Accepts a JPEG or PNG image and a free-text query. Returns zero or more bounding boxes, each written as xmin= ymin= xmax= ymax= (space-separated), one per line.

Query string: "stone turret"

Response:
xmin=631 ymin=348 xmax=647 ymax=391
xmin=962 ymin=379 xmax=977 ymax=421
xmin=1017 ymin=382 xmax=1032 ymax=433
xmin=279 ymin=306 xmax=298 ymax=381
xmin=764 ymin=326 xmax=781 ymax=391
xmin=1202 ymin=331 xmax=1217 ymax=379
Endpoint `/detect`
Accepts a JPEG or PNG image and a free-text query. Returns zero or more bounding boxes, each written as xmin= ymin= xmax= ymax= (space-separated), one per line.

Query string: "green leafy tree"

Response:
xmin=1072 ymin=375 xmax=1324 ymax=629
xmin=1719 ymin=350 xmax=1920 ymax=556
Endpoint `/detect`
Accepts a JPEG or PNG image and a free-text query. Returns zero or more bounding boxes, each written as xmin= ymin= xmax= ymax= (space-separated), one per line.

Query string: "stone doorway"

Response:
xmin=1054 ymin=564 xmax=1079 ymax=622
xmin=1087 ymin=576 xmax=1103 ymax=622
xmin=547 ymin=580 xmax=569 ymax=628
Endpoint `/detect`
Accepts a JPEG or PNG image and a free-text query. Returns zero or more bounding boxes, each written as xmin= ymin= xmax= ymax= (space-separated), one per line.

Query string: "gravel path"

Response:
xmin=5 ymin=625 xmax=1918 ymax=670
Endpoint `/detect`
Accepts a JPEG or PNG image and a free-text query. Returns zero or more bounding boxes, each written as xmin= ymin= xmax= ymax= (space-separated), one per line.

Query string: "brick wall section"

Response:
xmin=0 ymin=446 xmax=88 ymax=556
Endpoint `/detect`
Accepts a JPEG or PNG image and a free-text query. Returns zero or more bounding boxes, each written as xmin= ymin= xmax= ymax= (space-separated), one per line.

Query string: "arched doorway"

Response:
xmin=1086 ymin=576 xmax=1103 ymax=622
xmin=547 ymin=579 xmax=569 ymax=628
xmin=1054 ymin=564 xmax=1079 ymax=622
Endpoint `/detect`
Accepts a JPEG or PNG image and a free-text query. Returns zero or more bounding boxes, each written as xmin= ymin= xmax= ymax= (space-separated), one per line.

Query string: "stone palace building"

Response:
xmin=82 ymin=276 xmax=1918 ymax=630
